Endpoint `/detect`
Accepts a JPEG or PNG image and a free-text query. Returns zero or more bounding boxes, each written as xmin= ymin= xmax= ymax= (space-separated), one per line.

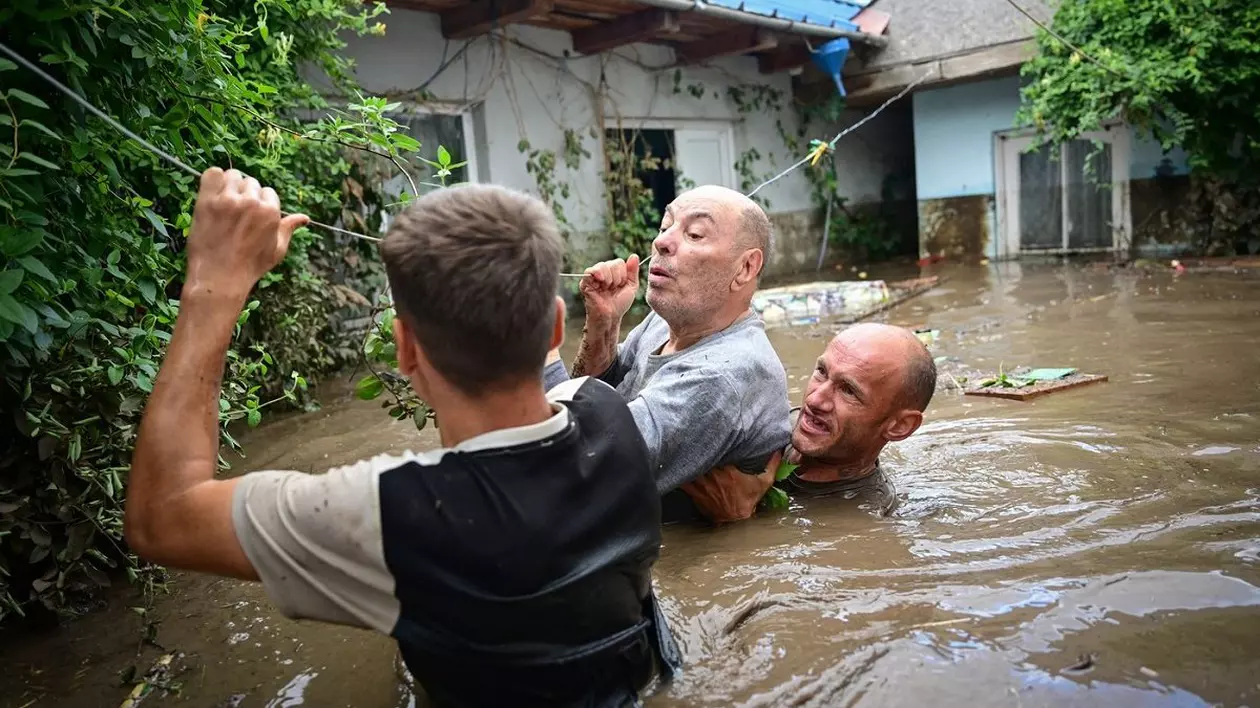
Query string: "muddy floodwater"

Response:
xmin=3 ymin=262 xmax=1260 ymax=707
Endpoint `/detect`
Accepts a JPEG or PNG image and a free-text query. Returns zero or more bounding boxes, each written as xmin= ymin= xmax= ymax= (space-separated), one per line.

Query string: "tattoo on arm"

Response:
xmin=570 ymin=321 xmax=620 ymax=378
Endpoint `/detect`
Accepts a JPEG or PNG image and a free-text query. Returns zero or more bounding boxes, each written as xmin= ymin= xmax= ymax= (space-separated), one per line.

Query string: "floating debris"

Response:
xmin=118 ymin=652 xmax=186 ymax=708
xmin=1063 ymin=653 xmax=1096 ymax=673
xmin=751 ymin=277 xmax=942 ymax=330
xmin=964 ymin=366 xmax=1108 ymax=401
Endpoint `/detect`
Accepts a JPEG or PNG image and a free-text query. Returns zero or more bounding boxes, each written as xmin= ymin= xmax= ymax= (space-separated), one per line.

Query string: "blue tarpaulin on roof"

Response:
xmin=702 ymin=0 xmax=866 ymax=31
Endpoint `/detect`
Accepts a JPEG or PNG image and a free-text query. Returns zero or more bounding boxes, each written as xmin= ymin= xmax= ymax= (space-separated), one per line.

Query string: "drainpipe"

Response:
xmin=635 ymin=0 xmax=889 ymax=47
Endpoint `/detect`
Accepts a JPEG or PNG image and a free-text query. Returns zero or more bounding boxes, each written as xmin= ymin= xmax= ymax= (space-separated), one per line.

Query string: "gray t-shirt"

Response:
xmin=545 ymin=310 xmax=791 ymax=494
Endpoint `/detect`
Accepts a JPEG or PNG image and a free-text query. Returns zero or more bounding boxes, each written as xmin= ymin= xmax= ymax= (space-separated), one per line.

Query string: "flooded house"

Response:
xmin=323 ymin=0 xmax=889 ymax=278
xmin=794 ymin=0 xmax=1195 ymax=263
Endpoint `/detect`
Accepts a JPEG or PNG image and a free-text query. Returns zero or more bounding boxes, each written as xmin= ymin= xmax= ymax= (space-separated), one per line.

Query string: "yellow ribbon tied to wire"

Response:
xmin=807 ymin=139 xmax=832 ymax=167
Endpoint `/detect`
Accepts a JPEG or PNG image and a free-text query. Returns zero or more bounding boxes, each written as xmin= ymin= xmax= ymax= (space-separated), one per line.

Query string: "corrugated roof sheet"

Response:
xmin=702 ymin=0 xmax=868 ymax=31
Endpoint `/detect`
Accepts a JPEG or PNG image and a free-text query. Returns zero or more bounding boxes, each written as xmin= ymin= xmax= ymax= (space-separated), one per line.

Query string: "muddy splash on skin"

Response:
xmin=3 ymin=262 xmax=1259 ymax=707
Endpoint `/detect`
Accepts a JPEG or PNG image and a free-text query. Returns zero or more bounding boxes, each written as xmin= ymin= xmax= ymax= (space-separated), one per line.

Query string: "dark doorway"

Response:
xmin=605 ymin=129 xmax=676 ymax=220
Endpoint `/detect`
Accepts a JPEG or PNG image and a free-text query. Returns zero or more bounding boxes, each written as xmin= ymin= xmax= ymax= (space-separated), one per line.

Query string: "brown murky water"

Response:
xmin=3 ymin=262 xmax=1260 ymax=707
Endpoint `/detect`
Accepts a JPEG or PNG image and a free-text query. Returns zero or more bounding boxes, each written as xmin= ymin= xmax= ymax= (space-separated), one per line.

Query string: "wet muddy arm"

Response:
xmin=125 ymin=290 xmax=257 ymax=581
xmin=570 ymin=318 xmax=622 ymax=380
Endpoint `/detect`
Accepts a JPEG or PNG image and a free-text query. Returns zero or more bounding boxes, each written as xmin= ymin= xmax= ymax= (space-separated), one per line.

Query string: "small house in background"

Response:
xmin=329 ymin=0 xmax=888 ymax=277
xmin=790 ymin=0 xmax=1192 ymax=262
xmin=331 ymin=0 xmax=1190 ymax=275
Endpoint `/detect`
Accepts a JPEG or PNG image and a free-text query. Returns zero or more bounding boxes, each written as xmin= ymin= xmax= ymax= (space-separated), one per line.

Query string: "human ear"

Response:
xmin=884 ymin=409 xmax=924 ymax=442
xmin=731 ymin=248 xmax=764 ymax=290
xmin=549 ymin=296 xmax=566 ymax=351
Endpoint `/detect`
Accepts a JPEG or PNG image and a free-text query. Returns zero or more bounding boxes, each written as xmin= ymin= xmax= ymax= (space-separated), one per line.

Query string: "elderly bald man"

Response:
xmin=545 ymin=185 xmax=790 ymax=521
xmin=681 ymin=323 xmax=938 ymax=522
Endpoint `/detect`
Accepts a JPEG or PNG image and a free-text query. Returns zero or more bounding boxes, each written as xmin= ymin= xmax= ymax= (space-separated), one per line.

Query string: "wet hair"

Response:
xmin=380 ymin=183 xmax=562 ymax=394
xmin=903 ymin=339 xmax=938 ymax=412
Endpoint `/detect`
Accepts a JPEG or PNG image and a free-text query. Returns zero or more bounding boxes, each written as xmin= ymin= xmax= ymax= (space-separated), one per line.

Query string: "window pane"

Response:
xmin=391 ymin=111 xmax=469 ymax=196
xmin=1064 ymin=139 xmax=1113 ymax=249
xmin=1018 ymin=143 xmax=1063 ymax=250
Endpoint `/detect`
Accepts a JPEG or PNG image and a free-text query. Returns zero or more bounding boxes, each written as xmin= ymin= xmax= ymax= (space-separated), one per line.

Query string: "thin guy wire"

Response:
xmin=3 ymin=39 xmax=925 ymax=274
xmin=0 ymin=41 xmax=381 ymax=243
xmin=746 ymin=70 xmax=933 ymax=198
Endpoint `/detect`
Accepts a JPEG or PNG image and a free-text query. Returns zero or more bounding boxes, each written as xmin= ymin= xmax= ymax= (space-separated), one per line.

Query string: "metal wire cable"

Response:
xmin=0 ymin=40 xmax=381 ymax=243
xmin=746 ymin=70 xmax=933 ymax=198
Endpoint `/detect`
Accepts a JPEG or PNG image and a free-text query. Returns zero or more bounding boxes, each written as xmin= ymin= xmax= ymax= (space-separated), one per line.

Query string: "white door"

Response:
xmin=672 ymin=126 xmax=736 ymax=190
xmin=995 ymin=126 xmax=1131 ymax=258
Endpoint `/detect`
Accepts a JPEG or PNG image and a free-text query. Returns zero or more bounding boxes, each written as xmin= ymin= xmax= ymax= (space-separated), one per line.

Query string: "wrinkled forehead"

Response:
xmin=821 ymin=331 xmax=905 ymax=385
xmin=664 ymin=193 xmax=739 ymax=233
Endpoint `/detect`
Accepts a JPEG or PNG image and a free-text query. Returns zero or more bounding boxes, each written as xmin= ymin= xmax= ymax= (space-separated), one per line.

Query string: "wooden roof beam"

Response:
xmin=571 ymin=9 xmax=681 ymax=55
xmin=441 ymin=0 xmax=555 ymax=39
xmin=758 ymin=44 xmax=811 ymax=74
xmin=673 ymin=28 xmax=777 ymax=66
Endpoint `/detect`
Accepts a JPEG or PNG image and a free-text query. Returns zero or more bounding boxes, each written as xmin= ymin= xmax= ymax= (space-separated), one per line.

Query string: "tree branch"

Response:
xmin=168 ymin=84 xmax=421 ymax=197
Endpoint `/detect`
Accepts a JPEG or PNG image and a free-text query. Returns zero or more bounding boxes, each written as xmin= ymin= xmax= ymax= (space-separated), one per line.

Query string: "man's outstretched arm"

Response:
xmin=124 ymin=167 xmax=307 ymax=580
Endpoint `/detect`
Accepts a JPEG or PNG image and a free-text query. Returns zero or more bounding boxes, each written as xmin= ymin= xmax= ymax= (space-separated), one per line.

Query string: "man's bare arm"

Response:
xmin=570 ymin=319 xmax=621 ymax=378
xmin=124 ymin=168 xmax=307 ymax=580
xmin=125 ymin=288 xmax=256 ymax=579
xmin=568 ymin=255 xmax=640 ymax=378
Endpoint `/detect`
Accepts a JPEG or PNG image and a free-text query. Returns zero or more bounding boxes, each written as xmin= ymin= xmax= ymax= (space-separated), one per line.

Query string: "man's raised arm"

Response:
xmin=545 ymin=255 xmax=641 ymax=387
xmin=124 ymin=168 xmax=308 ymax=580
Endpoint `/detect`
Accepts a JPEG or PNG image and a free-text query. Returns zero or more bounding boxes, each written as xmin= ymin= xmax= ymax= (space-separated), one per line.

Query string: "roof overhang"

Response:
xmin=384 ymin=0 xmax=889 ymax=73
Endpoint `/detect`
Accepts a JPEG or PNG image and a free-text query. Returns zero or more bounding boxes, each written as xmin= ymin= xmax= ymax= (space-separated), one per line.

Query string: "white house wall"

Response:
xmin=324 ymin=8 xmax=823 ymax=272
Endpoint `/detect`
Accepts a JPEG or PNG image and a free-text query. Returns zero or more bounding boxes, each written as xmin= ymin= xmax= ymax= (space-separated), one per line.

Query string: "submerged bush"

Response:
xmin=0 ymin=0 xmax=431 ymax=623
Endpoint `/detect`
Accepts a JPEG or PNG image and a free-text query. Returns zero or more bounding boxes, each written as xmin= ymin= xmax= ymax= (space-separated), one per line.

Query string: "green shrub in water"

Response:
xmin=0 ymin=0 xmax=442 ymax=623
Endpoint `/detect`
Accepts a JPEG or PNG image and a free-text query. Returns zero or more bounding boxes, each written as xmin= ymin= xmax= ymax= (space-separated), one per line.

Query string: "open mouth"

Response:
xmin=799 ymin=409 xmax=830 ymax=436
xmin=649 ymin=266 xmax=671 ymax=279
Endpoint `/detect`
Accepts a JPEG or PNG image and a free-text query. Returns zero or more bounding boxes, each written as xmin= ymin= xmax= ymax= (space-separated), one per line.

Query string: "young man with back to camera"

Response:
xmin=124 ymin=168 xmax=681 ymax=707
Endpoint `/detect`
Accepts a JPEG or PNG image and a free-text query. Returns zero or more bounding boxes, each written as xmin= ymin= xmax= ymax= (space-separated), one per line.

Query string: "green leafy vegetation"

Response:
xmin=0 ymin=0 xmax=448 ymax=624
xmin=1018 ymin=0 xmax=1260 ymax=254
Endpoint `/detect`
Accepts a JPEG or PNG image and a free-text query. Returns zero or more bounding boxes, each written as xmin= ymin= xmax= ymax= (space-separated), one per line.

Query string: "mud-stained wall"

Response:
xmin=764 ymin=209 xmax=829 ymax=277
xmin=919 ymin=195 xmax=991 ymax=260
xmin=1129 ymin=175 xmax=1193 ymax=251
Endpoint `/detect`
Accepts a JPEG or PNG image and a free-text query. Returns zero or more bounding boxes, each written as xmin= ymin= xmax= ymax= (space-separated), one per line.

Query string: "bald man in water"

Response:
xmin=545 ymin=185 xmax=791 ymax=521
xmin=681 ymin=323 xmax=938 ymax=521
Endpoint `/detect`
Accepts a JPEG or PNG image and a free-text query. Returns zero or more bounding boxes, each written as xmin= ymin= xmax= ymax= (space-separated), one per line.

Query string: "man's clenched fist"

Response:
xmin=184 ymin=167 xmax=309 ymax=301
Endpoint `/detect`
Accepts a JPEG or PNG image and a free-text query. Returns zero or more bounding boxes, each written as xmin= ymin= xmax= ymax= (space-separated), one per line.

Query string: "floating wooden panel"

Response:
xmin=964 ymin=373 xmax=1109 ymax=401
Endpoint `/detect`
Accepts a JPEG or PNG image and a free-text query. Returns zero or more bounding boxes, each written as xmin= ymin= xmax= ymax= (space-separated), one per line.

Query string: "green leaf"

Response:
xmin=17 ymin=152 xmax=59 ymax=170
xmin=20 ymin=120 xmax=60 ymax=141
xmin=7 ymin=89 xmax=49 ymax=109
xmin=0 ymin=269 xmax=24 ymax=295
xmin=437 ymin=145 xmax=452 ymax=167
xmin=107 ymin=366 xmax=124 ymax=385
xmin=17 ymin=257 xmax=56 ymax=284
xmin=0 ymin=317 xmax=13 ymax=341
xmin=760 ymin=486 xmax=790 ymax=510
xmin=391 ymin=134 xmax=420 ymax=152
xmin=0 ymin=227 xmax=45 ymax=257
xmin=0 ymin=58 xmax=16 ymax=72
xmin=247 ymin=409 xmax=261 ymax=427
xmin=137 ymin=278 xmax=157 ymax=304
xmin=142 ymin=209 xmax=168 ymax=237
xmin=355 ymin=374 xmax=384 ymax=400
xmin=0 ymin=294 xmax=29 ymax=327
xmin=774 ymin=461 xmax=799 ymax=481
xmin=0 ymin=168 xmax=39 ymax=178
